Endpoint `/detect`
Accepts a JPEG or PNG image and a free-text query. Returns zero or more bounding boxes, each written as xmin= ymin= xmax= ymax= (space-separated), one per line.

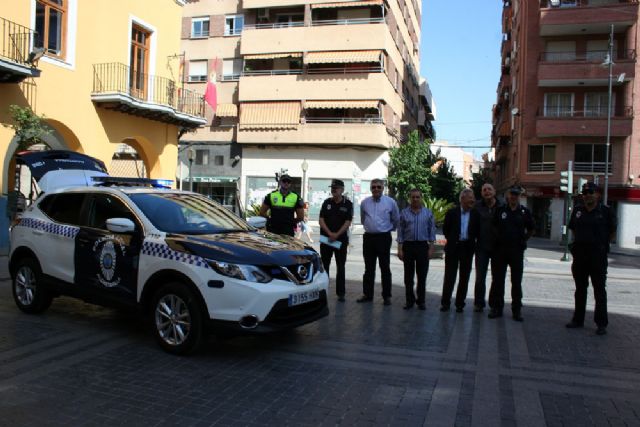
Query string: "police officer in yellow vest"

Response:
xmin=259 ymin=174 xmax=305 ymax=236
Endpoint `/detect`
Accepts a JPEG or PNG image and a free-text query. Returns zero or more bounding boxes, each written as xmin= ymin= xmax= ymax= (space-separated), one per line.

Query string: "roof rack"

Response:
xmin=91 ymin=176 xmax=173 ymax=188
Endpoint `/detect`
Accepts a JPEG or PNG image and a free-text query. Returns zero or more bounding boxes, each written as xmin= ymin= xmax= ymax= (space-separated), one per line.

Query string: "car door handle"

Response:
xmin=32 ymin=230 xmax=44 ymax=235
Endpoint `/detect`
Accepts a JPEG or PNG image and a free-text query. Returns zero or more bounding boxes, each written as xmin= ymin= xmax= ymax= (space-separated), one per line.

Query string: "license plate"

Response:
xmin=288 ymin=289 xmax=320 ymax=307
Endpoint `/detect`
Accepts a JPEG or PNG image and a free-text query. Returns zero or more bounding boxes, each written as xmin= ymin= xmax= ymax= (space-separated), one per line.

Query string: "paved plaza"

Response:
xmin=0 ymin=236 xmax=638 ymax=426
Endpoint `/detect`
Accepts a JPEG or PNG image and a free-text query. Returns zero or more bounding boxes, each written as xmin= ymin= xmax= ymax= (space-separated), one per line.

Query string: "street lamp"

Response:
xmin=301 ymin=159 xmax=309 ymax=201
xmin=187 ymin=147 xmax=195 ymax=192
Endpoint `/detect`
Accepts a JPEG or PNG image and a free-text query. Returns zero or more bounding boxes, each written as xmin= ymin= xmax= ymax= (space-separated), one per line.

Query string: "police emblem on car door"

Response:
xmin=75 ymin=194 xmax=141 ymax=303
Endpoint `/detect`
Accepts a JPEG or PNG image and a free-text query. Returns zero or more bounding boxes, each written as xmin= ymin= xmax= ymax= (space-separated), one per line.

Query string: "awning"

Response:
xmin=216 ymin=103 xmax=238 ymax=117
xmin=244 ymin=52 xmax=303 ymax=60
xmin=239 ymin=102 xmax=301 ymax=129
xmin=311 ymin=0 xmax=383 ymax=9
xmin=304 ymin=50 xmax=382 ymax=64
xmin=304 ymin=100 xmax=379 ymax=109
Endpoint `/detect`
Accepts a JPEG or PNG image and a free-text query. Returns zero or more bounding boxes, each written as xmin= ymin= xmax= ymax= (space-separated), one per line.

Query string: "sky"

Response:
xmin=420 ymin=0 xmax=504 ymax=159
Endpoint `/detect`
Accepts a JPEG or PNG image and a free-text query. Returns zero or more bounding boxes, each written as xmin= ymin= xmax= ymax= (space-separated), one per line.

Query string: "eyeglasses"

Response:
xmin=371 ymin=185 xmax=383 ymax=189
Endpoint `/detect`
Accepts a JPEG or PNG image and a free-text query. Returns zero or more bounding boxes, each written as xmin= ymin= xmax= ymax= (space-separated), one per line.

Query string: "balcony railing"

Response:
xmin=540 ymin=0 xmax=638 ymax=7
xmin=540 ymin=50 xmax=636 ymax=62
xmin=224 ymin=28 xmax=243 ymax=36
xmin=574 ymin=161 xmax=612 ymax=173
xmin=528 ymin=162 xmax=556 ymax=172
xmin=92 ymin=62 xmax=205 ymax=117
xmin=242 ymin=69 xmax=303 ymax=76
xmin=304 ymin=117 xmax=382 ymax=124
xmin=538 ymin=106 xmax=633 ymax=118
xmin=244 ymin=17 xmax=384 ymax=30
xmin=240 ymin=67 xmax=383 ymax=77
xmin=0 ymin=16 xmax=36 ymax=65
xmin=221 ymin=73 xmax=241 ymax=81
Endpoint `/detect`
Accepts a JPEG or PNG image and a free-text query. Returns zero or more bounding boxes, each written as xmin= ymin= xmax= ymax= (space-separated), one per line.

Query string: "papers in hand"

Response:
xmin=320 ymin=235 xmax=342 ymax=249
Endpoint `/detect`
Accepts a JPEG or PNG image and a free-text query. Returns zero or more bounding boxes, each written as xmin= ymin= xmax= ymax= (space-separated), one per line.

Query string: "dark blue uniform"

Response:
xmin=568 ymin=203 xmax=616 ymax=328
xmin=489 ymin=204 xmax=534 ymax=317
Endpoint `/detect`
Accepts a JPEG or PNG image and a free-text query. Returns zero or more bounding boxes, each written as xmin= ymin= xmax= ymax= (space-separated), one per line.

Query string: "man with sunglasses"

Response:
xmin=566 ymin=182 xmax=617 ymax=335
xmin=259 ymin=173 xmax=304 ymax=236
xmin=319 ymin=179 xmax=353 ymax=301
xmin=358 ymin=179 xmax=400 ymax=305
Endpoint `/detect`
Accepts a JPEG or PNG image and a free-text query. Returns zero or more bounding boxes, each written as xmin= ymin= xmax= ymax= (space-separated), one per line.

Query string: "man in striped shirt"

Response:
xmin=397 ymin=189 xmax=436 ymax=310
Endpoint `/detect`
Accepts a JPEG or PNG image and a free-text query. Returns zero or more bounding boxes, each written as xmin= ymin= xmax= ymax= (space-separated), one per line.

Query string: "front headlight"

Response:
xmin=208 ymin=260 xmax=272 ymax=283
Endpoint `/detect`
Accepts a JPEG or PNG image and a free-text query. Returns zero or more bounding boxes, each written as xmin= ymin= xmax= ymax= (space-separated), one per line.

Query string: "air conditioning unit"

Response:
xmin=257 ymin=8 xmax=269 ymax=20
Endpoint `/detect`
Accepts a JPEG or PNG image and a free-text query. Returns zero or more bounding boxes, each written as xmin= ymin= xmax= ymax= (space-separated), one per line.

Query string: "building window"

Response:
xmin=188 ymin=60 xmax=208 ymax=82
xmin=574 ymin=144 xmax=612 ymax=173
xmin=544 ymin=93 xmax=573 ymax=117
xmin=214 ymin=155 xmax=224 ymax=166
xmin=225 ymin=15 xmax=244 ymax=36
xmin=528 ymin=145 xmax=555 ymax=172
xmin=585 ymin=92 xmax=614 ymax=117
xmin=130 ymin=24 xmax=151 ymax=99
xmin=191 ymin=17 xmax=210 ymax=38
xmin=34 ymin=0 xmax=67 ymax=58
xmin=195 ymin=149 xmax=209 ymax=166
xmin=222 ymin=58 xmax=242 ymax=81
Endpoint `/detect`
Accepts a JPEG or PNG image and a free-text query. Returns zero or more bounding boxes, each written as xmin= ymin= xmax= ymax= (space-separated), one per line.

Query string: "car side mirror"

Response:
xmin=246 ymin=216 xmax=267 ymax=229
xmin=106 ymin=218 xmax=136 ymax=233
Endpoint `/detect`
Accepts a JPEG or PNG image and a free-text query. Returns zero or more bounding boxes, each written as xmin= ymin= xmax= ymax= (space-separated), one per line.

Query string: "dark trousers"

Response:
xmin=474 ymin=249 xmax=498 ymax=308
xmin=571 ymin=246 xmax=608 ymax=327
xmin=489 ymin=248 xmax=524 ymax=313
xmin=402 ymin=241 xmax=430 ymax=306
xmin=362 ymin=232 xmax=392 ymax=299
xmin=441 ymin=241 xmax=474 ymax=309
xmin=320 ymin=241 xmax=348 ymax=297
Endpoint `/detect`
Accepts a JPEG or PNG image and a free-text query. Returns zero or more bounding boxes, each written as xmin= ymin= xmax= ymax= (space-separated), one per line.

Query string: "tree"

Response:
xmin=430 ymin=157 xmax=464 ymax=203
xmin=6 ymin=105 xmax=51 ymax=150
xmin=387 ymin=130 xmax=435 ymax=207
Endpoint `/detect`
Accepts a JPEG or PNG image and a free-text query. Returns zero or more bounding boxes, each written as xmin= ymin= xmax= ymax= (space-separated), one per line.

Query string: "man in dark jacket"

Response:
xmin=566 ymin=182 xmax=617 ymax=335
xmin=489 ymin=186 xmax=534 ymax=321
xmin=440 ymin=188 xmax=480 ymax=312
xmin=473 ymin=183 xmax=503 ymax=312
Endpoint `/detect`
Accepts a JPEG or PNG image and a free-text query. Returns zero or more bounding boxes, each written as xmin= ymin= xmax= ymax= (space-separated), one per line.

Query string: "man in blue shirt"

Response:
xmin=358 ymin=179 xmax=400 ymax=305
xmin=397 ymin=189 xmax=436 ymax=310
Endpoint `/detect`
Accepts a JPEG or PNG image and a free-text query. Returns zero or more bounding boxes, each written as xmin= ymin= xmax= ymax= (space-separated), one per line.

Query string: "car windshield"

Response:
xmin=129 ymin=192 xmax=252 ymax=234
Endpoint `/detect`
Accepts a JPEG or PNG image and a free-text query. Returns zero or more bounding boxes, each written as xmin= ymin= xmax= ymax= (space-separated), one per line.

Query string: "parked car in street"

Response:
xmin=9 ymin=150 xmax=328 ymax=354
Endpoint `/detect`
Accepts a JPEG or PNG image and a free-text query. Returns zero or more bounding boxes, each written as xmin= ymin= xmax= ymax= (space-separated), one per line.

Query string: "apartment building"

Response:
xmin=0 ymin=0 xmax=205 ymax=251
xmin=492 ymin=0 xmax=640 ymax=249
xmin=180 ymin=0 xmax=435 ymax=219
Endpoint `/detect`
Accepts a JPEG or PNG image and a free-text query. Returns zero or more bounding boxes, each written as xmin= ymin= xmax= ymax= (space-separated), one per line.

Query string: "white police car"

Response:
xmin=9 ymin=151 xmax=328 ymax=354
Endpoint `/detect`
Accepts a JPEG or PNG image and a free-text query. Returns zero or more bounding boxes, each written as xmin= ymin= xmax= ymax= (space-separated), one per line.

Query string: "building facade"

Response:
xmin=180 ymin=0 xmax=435 ymax=221
xmin=0 ymin=0 xmax=206 ymax=251
xmin=492 ymin=0 xmax=640 ymax=248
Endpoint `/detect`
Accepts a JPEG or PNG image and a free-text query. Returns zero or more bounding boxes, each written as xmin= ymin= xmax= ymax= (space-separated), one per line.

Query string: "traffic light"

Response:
xmin=560 ymin=170 xmax=573 ymax=194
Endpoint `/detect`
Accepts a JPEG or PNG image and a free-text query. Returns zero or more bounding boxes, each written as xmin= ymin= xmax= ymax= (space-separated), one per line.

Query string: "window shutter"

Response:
xmin=181 ymin=17 xmax=191 ymax=39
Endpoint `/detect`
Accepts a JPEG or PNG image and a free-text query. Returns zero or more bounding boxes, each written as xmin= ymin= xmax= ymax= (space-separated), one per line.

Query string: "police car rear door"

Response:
xmin=74 ymin=192 xmax=142 ymax=306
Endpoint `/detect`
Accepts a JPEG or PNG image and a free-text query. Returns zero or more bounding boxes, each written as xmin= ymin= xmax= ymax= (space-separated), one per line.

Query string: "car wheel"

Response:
xmin=12 ymin=258 xmax=53 ymax=314
xmin=151 ymin=282 xmax=204 ymax=355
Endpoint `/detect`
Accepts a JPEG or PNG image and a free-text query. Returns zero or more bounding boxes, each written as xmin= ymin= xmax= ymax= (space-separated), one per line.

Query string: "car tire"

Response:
xmin=151 ymin=282 xmax=204 ymax=355
xmin=12 ymin=258 xmax=53 ymax=314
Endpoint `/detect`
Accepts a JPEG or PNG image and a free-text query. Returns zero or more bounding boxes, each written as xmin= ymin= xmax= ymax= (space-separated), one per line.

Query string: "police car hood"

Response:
xmin=165 ymin=231 xmax=317 ymax=265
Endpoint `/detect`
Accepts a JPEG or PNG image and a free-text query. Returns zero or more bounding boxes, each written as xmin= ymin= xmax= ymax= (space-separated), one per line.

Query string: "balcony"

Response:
xmin=539 ymin=0 xmax=638 ymax=36
xmin=0 ymin=17 xmax=41 ymax=83
xmin=240 ymin=21 xmax=388 ymax=55
xmin=237 ymin=121 xmax=390 ymax=148
xmin=538 ymin=50 xmax=635 ymax=85
xmin=91 ymin=63 xmax=206 ymax=128
xmin=536 ymin=106 xmax=633 ymax=137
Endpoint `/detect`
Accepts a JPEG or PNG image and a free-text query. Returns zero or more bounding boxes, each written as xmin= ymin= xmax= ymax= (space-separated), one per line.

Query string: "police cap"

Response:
xmin=507 ymin=185 xmax=523 ymax=195
xmin=279 ymin=174 xmax=292 ymax=183
xmin=329 ymin=179 xmax=345 ymax=188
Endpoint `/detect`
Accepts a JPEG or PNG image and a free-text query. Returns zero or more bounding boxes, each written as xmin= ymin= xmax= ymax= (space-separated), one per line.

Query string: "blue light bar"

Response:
xmin=91 ymin=176 xmax=174 ymax=188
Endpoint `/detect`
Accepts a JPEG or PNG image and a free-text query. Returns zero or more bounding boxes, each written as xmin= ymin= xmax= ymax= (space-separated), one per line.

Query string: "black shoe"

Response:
xmin=455 ymin=307 xmax=464 ymax=313
xmin=337 ymin=295 xmax=345 ymax=302
xmin=488 ymin=309 xmax=503 ymax=319
xmin=596 ymin=326 xmax=607 ymax=335
xmin=417 ymin=304 xmax=426 ymax=310
xmin=383 ymin=298 xmax=391 ymax=306
xmin=565 ymin=321 xmax=583 ymax=329
xmin=474 ymin=306 xmax=484 ymax=313
xmin=403 ymin=303 xmax=414 ymax=310
xmin=512 ymin=312 xmax=523 ymax=322
xmin=440 ymin=305 xmax=450 ymax=312
xmin=356 ymin=296 xmax=372 ymax=303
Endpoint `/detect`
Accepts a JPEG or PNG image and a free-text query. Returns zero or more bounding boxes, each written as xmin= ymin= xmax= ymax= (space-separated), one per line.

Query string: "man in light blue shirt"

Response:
xmin=358 ymin=179 xmax=400 ymax=305
xmin=397 ymin=189 xmax=436 ymax=310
